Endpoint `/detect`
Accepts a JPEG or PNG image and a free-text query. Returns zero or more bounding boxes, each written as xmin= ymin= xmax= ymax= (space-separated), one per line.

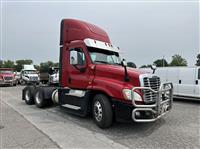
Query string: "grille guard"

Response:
xmin=132 ymin=82 xmax=173 ymax=122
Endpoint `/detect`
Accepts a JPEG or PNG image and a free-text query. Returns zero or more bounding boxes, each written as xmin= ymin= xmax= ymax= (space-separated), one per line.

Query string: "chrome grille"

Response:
xmin=30 ymin=76 xmax=38 ymax=81
xmin=143 ymin=76 xmax=160 ymax=103
xmin=4 ymin=76 xmax=13 ymax=81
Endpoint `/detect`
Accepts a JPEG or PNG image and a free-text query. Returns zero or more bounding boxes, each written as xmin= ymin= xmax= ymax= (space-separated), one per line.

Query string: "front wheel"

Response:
xmin=92 ymin=94 xmax=113 ymax=128
xmin=20 ymin=80 xmax=26 ymax=85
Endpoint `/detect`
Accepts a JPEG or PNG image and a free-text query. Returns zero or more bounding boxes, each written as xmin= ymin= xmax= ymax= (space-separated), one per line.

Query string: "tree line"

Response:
xmin=128 ymin=54 xmax=200 ymax=68
xmin=0 ymin=59 xmax=59 ymax=73
xmin=0 ymin=53 xmax=199 ymax=71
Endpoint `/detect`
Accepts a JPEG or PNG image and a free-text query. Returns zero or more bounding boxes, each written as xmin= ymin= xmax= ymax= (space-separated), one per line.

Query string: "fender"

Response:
xmin=92 ymin=77 xmax=133 ymax=100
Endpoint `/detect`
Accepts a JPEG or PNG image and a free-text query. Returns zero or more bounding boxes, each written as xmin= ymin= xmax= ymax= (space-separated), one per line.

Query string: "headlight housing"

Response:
xmin=133 ymin=91 xmax=143 ymax=102
xmin=122 ymin=89 xmax=132 ymax=100
xmin=122 ymin=89 xmax=143 ymax=102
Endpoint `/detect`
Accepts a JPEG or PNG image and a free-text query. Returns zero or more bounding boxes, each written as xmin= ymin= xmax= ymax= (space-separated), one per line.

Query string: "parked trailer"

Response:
xmin=22 ymin=19 xmax=173 ymax=128
xmin=141 ymin=67 xmax=200 ymax=100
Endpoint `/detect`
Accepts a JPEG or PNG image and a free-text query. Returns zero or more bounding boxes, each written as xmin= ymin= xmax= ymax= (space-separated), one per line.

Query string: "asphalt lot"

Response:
xmin=0 ymin=99 xmax=59 ymax=149
xmin=0 ymin=86 xmax=200 ymax=149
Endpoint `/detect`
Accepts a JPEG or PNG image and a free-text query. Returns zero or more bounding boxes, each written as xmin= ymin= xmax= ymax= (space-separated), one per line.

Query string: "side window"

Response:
xmin=70 ymin=48 xmax=86 ymax=65
xmin=198 ymin=68 xmax=200 ymax=80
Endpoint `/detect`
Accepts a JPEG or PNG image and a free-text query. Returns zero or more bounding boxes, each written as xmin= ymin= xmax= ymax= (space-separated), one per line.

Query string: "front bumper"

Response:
xmin=132 ymin=82 xmax=173 ymax=122
xmin=0 ymin=80 xmax=14 ymax=85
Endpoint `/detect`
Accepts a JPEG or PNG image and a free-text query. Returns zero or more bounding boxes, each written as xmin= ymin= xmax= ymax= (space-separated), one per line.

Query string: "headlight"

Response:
xmin=122 ymin=89 xmax=132 ymax=100
xmin=122 ymin=89 xmax=143 ymax=102
xmin=133 ymin=91 xmax=143 ymax=102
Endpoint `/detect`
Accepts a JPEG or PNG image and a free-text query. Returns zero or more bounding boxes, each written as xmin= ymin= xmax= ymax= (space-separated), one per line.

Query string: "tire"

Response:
xmin=92 ymin=94 xmax=113 ymax=128
xmin=20 ymin=80 xmax=26 ymax=85
xmin=24 ymin=86 xmax=34 ymax=105
xmin=34 ymin=88 xmax=46 ymax=108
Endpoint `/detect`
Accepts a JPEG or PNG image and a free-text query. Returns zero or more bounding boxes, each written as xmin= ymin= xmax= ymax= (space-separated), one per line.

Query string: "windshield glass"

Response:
xmin=0 ymin=70 xmax=13 ymax=74
xmin=24 ymin=70 xmax=37 ymax=74
xmin=87 ymin=47 xmax=121 ymax=65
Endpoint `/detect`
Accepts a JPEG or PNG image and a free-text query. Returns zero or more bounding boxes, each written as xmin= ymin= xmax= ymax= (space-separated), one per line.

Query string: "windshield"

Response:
xmin=24 ymin=70 xmax=37 ymax=74
xmin=87 ymin=47 xmax=121 ymax=65
xmin=0 ymin=70 xmax=13 ymax=74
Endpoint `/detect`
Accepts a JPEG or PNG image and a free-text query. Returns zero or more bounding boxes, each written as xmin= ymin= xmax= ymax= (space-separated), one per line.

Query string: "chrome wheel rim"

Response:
xmin=94 ymin=101 xmax=103 ymax=122
xmin=25 ymin=90 xmax=30 ymax=101
xmin=35 ymin=92 xmax=41 ymax=104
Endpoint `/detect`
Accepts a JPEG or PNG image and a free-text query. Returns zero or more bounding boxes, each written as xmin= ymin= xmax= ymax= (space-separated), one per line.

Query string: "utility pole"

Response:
xmin=162 ymin=55 xmax=165 ymax=67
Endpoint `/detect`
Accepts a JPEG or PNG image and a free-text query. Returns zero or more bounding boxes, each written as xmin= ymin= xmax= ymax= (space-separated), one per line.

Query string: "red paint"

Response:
xmin=60 ymin=19 xmax=144 ymax=102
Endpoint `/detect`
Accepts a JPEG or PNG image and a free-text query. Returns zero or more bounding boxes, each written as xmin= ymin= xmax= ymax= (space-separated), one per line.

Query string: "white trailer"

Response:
xmin=140 ymin=67 xmax=200 ymax=100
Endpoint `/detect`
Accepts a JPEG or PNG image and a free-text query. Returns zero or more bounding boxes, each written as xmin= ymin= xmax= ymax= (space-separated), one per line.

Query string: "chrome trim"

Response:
xmin=52 ymin=89 xmax=59 ymax=104
xmin=65 ymin=89 xmax=86 ymax=97
xmin=62 ymin=104 xmax=81 ymax=110
xmin=132 ymin=82 xmax=173 ymax=122
xmin=84 ymin=38 xmax=119 ymax=52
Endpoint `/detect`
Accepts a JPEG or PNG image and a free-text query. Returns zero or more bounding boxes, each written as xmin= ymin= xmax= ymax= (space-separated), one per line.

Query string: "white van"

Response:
xmin=140 ymin=67 xmax=200 ymax=100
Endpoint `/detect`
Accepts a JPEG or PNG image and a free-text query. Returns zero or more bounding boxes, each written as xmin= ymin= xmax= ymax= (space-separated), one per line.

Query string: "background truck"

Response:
xmin=0 ymin=68 xmax=17 ymax=86
xmin=39 ymin=67 xmax=59 ymax=85
xmin=48 ymin=67 xmax=59 ymax=85
xmin=22 ymin=19 xmax=173 ymax=128
xmin=141 ymin=67 xmax=200 ymax=100
xmin=19 ymin=65 xmax=40 ymax=85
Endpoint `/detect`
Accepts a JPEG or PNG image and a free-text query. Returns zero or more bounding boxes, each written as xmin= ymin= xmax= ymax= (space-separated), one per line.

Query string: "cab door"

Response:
xmin=67 ymin=44 xmax=93 ymax=89
xmin=59 ymin=44 xmax=94 ymax=116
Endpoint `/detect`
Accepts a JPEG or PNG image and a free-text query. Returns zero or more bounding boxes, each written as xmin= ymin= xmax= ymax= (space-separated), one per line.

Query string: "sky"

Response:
xmin=1 ymin=0 xmax=199 ymax=67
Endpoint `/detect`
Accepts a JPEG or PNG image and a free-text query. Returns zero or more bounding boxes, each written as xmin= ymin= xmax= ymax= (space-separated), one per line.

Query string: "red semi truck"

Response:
xmin=22 ymin=19 xmax=173 ymax=128
xmin=0 ymin=68 xmax=17 ymax=86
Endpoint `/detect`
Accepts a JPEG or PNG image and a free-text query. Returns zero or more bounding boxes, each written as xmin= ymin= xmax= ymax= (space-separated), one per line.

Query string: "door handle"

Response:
xmin=196 ymin=80 xmax=198 ymax=85
xmin=68 ymin=77 xmax=71 ymax=84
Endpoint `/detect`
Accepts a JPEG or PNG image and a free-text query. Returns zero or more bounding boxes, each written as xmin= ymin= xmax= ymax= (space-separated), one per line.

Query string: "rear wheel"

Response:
xmin=92 ymin=94 xmax=113 ymax=128
xmin=34 ymin=88 xmax=46 ymax=108
xmin=24 ymin=87 xmax=34 ymax=105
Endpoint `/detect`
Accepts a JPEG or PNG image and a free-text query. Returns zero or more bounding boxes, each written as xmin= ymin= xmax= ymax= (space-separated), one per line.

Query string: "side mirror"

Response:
xmin=151 ymin=64 xmax=157 ymax=74
xmin=70 ymin=51 xmax=78 ymax=65
xmin=121 ymin=59 xmax=127 ymax=67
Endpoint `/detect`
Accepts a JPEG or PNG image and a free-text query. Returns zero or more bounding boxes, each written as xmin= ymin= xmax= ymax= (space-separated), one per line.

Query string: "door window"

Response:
xmin=69 ymin=48 xmax=86 ymax=65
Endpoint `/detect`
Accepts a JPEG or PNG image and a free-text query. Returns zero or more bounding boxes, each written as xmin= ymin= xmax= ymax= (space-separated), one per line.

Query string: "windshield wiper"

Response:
xmin=94 ymin=60 xmax=108 ymax=64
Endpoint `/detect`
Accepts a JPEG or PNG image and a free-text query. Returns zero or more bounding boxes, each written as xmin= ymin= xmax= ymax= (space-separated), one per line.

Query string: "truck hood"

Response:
xmin=95 ymin=64 xmax=146 ymax=87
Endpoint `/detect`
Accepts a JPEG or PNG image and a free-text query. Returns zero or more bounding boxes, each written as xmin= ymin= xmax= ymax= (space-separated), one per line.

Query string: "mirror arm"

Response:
xmin=73 ymin=65 xmax=80 ymax=71
xmin=73 ymin=65 xmax=85 ymax=73
xmin=124 ymin=66 xmax=129 ymax=82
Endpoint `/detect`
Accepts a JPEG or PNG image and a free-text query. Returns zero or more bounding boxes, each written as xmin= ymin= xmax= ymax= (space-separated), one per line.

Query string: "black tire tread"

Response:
xmin=93 ymin=94 xmax=113 ymax=128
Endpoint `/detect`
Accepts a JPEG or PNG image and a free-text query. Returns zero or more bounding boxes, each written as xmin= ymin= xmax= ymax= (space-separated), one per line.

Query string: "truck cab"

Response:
xmin=22 ymin=19 xmax=173 ymax=128
xmin=48 ymin=67 xmax=59 ymax=85
xmin=20 ymin=65 xmax=40 ymax=85
xmin=0 ymin=68 xmax=17 ymax=86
